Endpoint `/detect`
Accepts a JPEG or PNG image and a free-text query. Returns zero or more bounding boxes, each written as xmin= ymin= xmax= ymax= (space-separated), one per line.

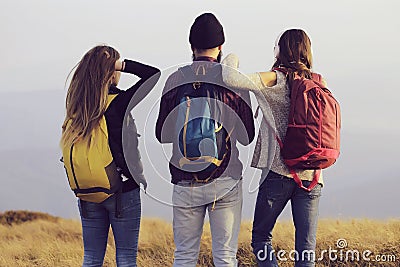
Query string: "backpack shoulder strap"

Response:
xmin=106 ymin=94 xmax=118 ymax=109
xmin=179 ymin=64 xmax=221 ymax=80
xmin=178 ymin=65 xmax=197 ymax=81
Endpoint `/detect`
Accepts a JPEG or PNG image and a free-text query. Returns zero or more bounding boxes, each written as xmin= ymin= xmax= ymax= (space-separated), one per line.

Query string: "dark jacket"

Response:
xmin=155 ymin=57 xmax=255 ymax=184
xmin=105 ymin=59 xmax=160 ymax=192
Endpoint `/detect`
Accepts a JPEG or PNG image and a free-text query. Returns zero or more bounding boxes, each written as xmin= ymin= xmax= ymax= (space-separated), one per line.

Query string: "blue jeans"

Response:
xmin=172 ymin=176 xmax=243 ymax=267
xmin=78 ymin=188 xmax=141 ymax=267
xmin=252 ymin=171 xmax=322 ymax=267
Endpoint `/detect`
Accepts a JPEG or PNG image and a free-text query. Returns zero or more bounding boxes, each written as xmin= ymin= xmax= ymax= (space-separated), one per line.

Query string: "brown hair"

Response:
xmin=272 ymin=29 xmax=313 ymax=86
xmin=60 ymin=45 xmax=120 ymax=146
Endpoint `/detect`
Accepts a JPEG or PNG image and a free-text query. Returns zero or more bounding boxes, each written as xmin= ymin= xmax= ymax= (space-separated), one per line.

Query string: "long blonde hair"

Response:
xmin=61 ymin=45 xmax=120 ymax=146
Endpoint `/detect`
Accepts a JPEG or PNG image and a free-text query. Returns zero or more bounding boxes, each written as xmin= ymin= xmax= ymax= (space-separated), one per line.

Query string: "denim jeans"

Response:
xmin=172 ymin=176 xmax=243 ymax=267
xmin=78 ymin=188 xmax=141 ymax=267
xmin=252 ymin=171 xmax=322 ymax=267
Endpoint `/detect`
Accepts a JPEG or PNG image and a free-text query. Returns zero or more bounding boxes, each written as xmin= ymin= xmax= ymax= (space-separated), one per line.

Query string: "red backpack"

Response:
xmin=273 ymin=68 xmax=341 ymax=191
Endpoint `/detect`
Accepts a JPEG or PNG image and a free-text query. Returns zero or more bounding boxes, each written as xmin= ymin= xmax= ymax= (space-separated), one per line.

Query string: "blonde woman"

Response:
xmin=60 ymin=45 xmax=159 ymax=267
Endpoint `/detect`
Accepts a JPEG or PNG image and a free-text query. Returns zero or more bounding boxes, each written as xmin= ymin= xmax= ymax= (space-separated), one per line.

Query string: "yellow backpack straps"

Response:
xmin=107 ymin=94 xmax=118 ymax=109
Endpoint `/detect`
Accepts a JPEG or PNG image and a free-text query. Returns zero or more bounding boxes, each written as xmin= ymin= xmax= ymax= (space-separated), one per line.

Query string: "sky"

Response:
xmin=0 ymin=0 xmax=399 ymax=220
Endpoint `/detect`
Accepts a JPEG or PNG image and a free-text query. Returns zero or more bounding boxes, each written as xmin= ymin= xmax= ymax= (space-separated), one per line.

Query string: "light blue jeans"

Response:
xmin=172 ymin=176 xmax=243 ymax=267
xmin=252 ymin=171 xmax=322 ymax=267
xmin=78 ymin=188 xmax=141 ymax=267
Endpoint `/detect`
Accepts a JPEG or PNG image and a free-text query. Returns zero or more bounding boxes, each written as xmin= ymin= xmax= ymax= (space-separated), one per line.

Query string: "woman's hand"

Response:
xmin=115 ymin=60 xmax=125 ymax=71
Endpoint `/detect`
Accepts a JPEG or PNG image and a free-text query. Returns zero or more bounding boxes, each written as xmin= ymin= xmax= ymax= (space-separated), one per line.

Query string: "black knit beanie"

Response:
xmin=189 ymin=13 xmax=225 ymax=49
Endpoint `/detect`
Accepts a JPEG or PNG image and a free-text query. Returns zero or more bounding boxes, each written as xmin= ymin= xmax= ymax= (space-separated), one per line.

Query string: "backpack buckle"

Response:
xmin=193 ymin=81 xmax=201 ymax=89
xmin=193 ymin=174 xmax=212 ymax=183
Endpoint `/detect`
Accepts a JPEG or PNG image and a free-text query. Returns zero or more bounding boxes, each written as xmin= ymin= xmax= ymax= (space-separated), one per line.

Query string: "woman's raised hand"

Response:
xmin=115 ymin=60 xmax=124 ymax=71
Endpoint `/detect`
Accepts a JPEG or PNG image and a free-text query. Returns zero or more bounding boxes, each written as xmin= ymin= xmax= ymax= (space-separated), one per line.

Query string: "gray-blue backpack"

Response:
xmin=175 ymin=65 xmax=230 ymax=181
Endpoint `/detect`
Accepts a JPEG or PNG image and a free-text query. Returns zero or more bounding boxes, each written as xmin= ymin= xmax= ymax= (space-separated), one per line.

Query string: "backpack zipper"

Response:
xmin=69 ymin=144 xmax=80 ymax=189
xmin=316 ymin=89 xmax=322 ymax=148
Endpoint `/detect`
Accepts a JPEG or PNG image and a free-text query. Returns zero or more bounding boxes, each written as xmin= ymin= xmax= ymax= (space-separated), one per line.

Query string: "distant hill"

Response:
xmin=0 ymin=210 xmax=59 ymax=226
xmin=0 ymin=211 xmax=398 ymax=266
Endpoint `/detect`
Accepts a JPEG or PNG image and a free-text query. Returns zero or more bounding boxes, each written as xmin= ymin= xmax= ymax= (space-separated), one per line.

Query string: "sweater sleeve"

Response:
xmin=221 ymin=53 xmax=264 ymax=91
xmin=113 ymin=59 xmax=161 ymax=114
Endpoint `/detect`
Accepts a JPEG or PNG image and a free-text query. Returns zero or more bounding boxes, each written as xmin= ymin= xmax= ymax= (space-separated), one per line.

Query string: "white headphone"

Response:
xmin=273 ymin=31 xmax=285 ymax=59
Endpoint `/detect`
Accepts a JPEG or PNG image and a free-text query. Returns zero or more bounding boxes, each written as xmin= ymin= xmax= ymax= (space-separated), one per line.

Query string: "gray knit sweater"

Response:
xmin=222 ymin=53 xmax=323 ymax=184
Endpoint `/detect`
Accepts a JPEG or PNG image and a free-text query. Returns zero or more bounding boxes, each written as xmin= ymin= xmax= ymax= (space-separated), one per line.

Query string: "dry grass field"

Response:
xmin=0 ymin=211 xmax=398 ymax=266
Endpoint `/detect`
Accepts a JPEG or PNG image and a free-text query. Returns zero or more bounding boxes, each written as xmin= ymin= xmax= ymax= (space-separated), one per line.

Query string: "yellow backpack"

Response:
xmin=62 ymin=95 xmax=121 ymax=203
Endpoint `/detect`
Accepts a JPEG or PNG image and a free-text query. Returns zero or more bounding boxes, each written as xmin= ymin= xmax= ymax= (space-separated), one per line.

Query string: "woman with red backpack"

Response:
xmin=222 ymin=29 xmax=339 ymax=267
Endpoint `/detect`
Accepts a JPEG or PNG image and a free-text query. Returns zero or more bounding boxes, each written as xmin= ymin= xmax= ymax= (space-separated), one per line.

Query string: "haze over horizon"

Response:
xmin=1 ymin=0 xmax=399 ymax=220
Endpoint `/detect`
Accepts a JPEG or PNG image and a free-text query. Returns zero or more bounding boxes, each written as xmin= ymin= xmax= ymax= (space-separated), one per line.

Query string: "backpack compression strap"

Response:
xmin=275 ymin=124 xmax=320 ymax=192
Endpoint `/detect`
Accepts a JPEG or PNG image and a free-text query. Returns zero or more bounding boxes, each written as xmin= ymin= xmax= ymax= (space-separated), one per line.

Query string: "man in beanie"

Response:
xmin=156 ymin=13 xmax=254 ymax=266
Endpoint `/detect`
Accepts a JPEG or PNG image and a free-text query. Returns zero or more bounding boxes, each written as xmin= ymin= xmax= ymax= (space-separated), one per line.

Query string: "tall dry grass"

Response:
xmin=0 ymin=211 xmax=398 ymax=266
